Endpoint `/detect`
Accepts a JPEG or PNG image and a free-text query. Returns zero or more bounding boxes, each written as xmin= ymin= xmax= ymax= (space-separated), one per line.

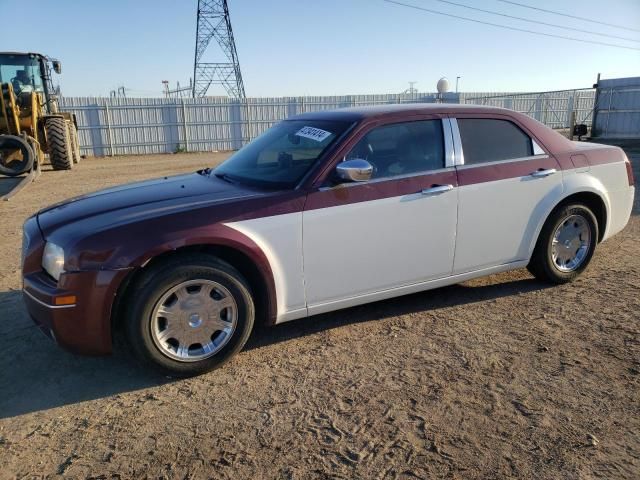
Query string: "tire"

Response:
xmin=44 ymin=117 xmax=73 ymax=170
xmin=0 ymin=135 xmax=34 ymax=176
xmin=527 ymin=203 xmax=598 ymax=284
xmin=124 ymin=254 xmax=255 ymax=377
xmin=69 ymin=124 xmax=81 ymax=164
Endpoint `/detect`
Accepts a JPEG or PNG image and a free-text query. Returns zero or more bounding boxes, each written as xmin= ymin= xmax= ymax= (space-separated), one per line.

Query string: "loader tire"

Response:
xmin=45 ymin=117 xmax=73 ymax=170
xmin=0 ymin=135 xmax=35 ymax=177
xmin=69 ymin=124 xmax=81 ymax=164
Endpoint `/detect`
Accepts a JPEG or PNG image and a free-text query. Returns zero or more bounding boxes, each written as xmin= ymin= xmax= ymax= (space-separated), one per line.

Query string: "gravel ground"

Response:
xmin=0 ymin=149 xmax=638 ymax=479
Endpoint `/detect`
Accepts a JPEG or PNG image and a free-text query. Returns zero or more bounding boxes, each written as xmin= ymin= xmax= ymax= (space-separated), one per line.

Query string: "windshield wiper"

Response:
xmin=214 ymin=172 xmax=238 ymax=185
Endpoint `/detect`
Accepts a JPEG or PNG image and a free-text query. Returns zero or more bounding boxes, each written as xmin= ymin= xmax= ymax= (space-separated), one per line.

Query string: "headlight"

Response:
xmin=42 ymin=242 xmax=65 ymax=281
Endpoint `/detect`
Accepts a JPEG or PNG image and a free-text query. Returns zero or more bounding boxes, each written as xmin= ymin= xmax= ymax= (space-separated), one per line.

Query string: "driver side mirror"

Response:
xmin=52 ymin=60 xmax=62 ymax=74
xmin=336 ymin=158 xmax=373 ymax=183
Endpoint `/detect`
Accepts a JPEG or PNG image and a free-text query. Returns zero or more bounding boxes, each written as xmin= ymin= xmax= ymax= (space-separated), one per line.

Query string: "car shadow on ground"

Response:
xmin=246 ymin=275 xmax=552 ymax=351
xmin=0 ymin=275 xmax=552 ymax=419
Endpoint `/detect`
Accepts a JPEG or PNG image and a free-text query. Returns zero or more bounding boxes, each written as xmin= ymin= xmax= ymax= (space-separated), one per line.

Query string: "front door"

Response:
xmin=302 ymin=118 xmax=458 ymax=313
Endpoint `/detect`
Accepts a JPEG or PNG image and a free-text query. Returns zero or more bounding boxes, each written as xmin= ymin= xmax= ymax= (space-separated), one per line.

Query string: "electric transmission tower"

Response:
xmin=192 ymin=0 xmax=246 ymax=99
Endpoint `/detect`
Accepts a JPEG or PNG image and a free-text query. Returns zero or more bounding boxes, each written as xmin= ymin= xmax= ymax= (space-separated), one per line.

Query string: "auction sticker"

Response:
xmin=295 ymin=126 xmax=332 ymax=142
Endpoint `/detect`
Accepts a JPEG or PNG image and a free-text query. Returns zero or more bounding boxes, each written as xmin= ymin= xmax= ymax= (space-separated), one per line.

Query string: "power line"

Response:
xmin=382 ymin=0 xmax=640 ymax=51
xmin=428 ymin=0 xmax=640 ymax=43
xmin=496 ymin=0 xmax=640 ymax=33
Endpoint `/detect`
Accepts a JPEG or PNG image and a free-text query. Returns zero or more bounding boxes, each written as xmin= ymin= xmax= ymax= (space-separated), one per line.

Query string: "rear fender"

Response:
xmin=524 ymin=174 xmax=610 ymax=260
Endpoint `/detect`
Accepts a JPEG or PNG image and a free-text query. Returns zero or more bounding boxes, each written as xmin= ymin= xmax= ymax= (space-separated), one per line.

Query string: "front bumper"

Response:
xmin=23 ymin=268 xmax=131 ymax=355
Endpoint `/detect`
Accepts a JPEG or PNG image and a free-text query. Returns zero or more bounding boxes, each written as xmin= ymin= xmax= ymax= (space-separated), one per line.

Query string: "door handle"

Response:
xmin=421 ymin=184 xmax=454 ymax=195
xmin=530 ymin=168 xmax=557 ymax=178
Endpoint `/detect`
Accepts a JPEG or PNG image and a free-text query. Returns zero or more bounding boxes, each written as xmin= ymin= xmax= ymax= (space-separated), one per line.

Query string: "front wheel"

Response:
xmin=527 ymin=203 xmax=598 ymax=284
xmin=125 ymin=254 xmax=255 ymax=377
xmin=44 ymin=117 xmax=73 ymax=170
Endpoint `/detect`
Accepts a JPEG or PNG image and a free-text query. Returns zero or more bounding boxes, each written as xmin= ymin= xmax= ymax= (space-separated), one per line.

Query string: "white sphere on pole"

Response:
xmin=436 ymin=77 xmax=450 ymax=94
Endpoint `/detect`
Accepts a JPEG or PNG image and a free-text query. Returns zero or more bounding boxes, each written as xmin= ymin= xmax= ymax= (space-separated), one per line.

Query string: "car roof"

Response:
xmin=287 ymin=103 xmax=512 ymax=121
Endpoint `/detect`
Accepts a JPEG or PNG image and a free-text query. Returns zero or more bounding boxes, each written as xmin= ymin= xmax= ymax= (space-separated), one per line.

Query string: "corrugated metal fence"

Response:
xmin=592 ymin=77 xmax=640 ymax=139
xmin=58 ymin=92 xmax=502 ymax=156
xmin=60 ymin=90 xmax=594 ymax=157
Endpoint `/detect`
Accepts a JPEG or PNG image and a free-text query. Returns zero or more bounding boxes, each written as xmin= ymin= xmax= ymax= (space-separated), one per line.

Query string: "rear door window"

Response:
xmin=457 ymin=119 xmax=533 ymax=165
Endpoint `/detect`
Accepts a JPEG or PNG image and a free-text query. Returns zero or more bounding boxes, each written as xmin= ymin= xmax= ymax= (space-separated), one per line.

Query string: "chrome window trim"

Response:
xmin=451 ymin=117 xmax=549 ymax=167
xmin=442 ymin=118 xmax=456 ymax=168
xmin=319 ymin=166 xmax=457 ymax=191
xmin=22 ymin=289 xmax=76 ymax=309
xmin=449 ymin=118 xmax=465 ymax=166
xmin=456 ymin=154 xmax=550 ymax=170
xmin=532 ymin=139 xmax=546 ymax=155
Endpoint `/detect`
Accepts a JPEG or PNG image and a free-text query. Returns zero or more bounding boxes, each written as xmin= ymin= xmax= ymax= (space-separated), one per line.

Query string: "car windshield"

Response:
xmin=214 ymin=119 xmax=353 ymax=188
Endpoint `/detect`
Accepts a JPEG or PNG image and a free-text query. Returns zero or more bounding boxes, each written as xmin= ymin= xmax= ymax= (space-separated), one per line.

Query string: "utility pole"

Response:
xmin=404 ymin=82 xmax=418 ymax=100
xmin=165 ymin=79 xmax=193 ymax=98
xmin=192 ymin=0 xmax=246 ymax=99
xmin=456 ymin=76 xmax=461 ymax=93
xmin=109 ymin=86 xmax=127 ymax=98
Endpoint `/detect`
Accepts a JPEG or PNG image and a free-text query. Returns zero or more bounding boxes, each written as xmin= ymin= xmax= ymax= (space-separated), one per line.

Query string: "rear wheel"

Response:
xmin=44 ymin=117 xmax=73 ymax=170
xmin=125 ymin=254 xmax=255 ymax=377
xmin=69 ymin=124 xmax=81 ymax=164
xmin=528 ymin=203 xmax=598 ymax=283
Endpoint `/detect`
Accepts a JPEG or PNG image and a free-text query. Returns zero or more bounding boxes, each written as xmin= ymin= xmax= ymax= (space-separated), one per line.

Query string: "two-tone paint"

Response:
xmin=22 ymin=104 xmax=635 ymax=354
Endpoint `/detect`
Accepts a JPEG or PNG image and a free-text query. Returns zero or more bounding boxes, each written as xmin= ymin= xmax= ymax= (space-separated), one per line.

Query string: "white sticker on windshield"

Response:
xmin=295 ymin=126 xmax=332 ymax=142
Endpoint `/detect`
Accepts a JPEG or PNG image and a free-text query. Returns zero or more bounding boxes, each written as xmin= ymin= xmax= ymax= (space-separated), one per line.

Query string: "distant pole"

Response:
xmin=405 ymin=81 xmax=417 ymax=101
xmin=456 ymin=76 xmax=461 ymax=93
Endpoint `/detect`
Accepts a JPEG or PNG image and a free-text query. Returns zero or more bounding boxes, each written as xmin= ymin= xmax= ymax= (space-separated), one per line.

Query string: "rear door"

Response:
xmin=452 ymin=115 xmax=563 ymax=273
xmin=302 ymin=117 xmax=458 ymax=313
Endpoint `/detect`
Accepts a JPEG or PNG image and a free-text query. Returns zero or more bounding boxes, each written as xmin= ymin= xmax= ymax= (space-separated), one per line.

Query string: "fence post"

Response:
xmin=568 ymin=111 xmax=577 ymax=140
xmin=591 ymin=73 xmax=601 ymax=137
xmin=181 ymin=99 xmax=189 ymax=152
xmin=533 ymin=95 xmax=543 ymax=121
xmin=104 ymin=101 xmax=114 ymax=157
xmin=566 ymin=92 xmax=575 ymax=137
xmin=243 ymin=98 xmax=250 ymax=147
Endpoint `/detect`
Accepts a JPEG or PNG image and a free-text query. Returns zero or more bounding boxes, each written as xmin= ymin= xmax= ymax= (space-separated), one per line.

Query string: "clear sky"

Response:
xmin=1 ymin=0 xmax=638 ymax=97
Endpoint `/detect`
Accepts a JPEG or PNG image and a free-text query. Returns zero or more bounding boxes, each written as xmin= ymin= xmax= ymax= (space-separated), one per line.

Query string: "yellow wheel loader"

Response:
xmin=0 ymin=52 xmax=80 ymax=177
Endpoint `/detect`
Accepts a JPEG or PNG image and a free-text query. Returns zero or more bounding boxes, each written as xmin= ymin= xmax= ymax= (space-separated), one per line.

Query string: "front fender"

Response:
xmin=70 ymin=221 xmax=279 ymax=324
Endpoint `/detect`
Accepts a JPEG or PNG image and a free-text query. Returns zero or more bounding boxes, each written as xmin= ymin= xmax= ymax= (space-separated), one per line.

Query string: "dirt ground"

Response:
xmin=0 ymin=149 xmax=638 ymax=479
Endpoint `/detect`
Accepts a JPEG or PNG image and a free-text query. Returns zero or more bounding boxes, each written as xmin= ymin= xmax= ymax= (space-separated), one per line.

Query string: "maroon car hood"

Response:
xmin=37 ymin=172 xmax=267 ymax=237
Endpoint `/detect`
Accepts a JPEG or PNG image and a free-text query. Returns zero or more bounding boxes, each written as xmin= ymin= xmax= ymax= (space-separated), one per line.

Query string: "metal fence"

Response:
xmin=59 ymin=92 xmax=509 ymax=156
xmin=463 ymin=89 xmax=596 ymax=129
xmin=60 ymin=89 xmax=595 ymax=157
xmin=592 ymin=77 xmax=640 ymax=139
